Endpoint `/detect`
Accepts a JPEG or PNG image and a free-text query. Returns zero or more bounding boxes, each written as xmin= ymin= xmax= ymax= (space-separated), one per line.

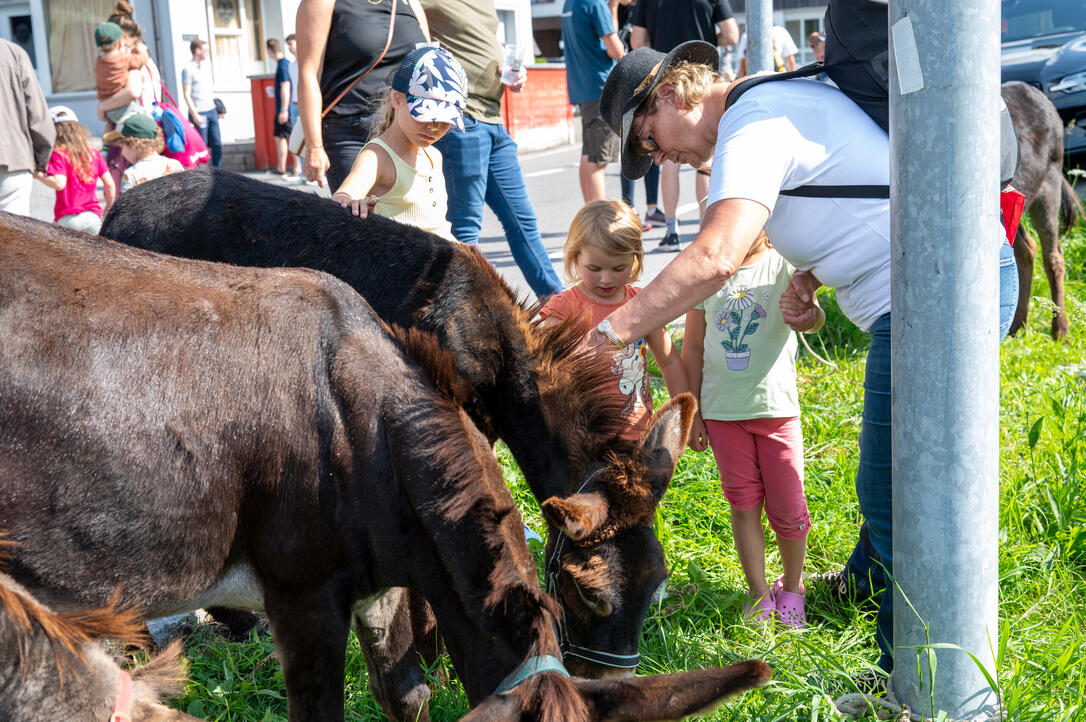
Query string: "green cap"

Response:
xmin=95 ymin=21 xmax=123 ymax=47
xmin=119 ymin=113 xmax=158 ymax=139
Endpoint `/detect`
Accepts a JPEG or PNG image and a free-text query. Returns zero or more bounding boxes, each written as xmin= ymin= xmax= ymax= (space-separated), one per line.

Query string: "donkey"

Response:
xmin=1003 ymin=81 xmax=1084 ymax=340
xmin=100 ymin=169 xmax=687 ymax=711
xmin=0 ymin=213 xmax=771 ymax=721
xmin=1 ymin=542 xmax=198 ymax=722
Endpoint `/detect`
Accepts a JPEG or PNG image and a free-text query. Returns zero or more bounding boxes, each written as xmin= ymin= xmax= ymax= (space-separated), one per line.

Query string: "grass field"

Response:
xmin=171 ymin=218 xmax=1086 ymax=721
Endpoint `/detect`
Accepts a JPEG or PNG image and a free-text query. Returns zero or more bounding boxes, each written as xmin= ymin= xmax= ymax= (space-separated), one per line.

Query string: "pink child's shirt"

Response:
xmin=539 ymin=285 xmax=653 ymax=441
xmin=45 ymin=149 xmax=108 ymax=222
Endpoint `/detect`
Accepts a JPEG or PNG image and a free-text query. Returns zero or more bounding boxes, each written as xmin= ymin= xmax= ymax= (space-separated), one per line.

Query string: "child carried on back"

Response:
xmin=94 ymin=21 xmax=147 ymax=128
xmin=331 ymin=46 xmax=468 ymax=242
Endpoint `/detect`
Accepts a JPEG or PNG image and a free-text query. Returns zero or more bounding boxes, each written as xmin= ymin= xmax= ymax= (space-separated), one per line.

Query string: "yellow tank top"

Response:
xmin=366 ymin=138 xmax=454 ymax=241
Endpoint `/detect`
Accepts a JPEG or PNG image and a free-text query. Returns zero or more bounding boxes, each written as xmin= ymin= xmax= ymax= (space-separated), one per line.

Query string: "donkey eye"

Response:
xmin=571 ymin=579 xmax=613 ymax=618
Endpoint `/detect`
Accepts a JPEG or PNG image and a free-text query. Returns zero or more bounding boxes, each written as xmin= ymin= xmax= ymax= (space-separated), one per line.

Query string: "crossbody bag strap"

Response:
xmin=320 ymin=0 xmax=398 ymax=119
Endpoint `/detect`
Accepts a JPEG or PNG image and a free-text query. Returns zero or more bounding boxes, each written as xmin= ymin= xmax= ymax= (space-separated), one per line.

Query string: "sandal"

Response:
xmin=741 ymin=591 xmax=775 ymax=623
xmin=772 ymin=577 xmax=806 ymax=629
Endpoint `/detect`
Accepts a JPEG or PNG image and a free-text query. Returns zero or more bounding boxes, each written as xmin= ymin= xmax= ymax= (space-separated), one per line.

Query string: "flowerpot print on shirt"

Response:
xmin=610 ymin=338 xmax=651 ymax=417
xmin=716 ymin=289 xmax=767 ymax=372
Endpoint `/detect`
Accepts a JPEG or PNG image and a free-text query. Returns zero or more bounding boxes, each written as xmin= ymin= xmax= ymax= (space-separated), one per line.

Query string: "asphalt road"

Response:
xmin=27 ymin=143 xmax=709 ymax=301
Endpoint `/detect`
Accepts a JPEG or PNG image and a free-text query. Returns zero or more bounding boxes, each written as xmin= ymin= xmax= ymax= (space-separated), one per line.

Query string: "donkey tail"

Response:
xmin=1059 ymin=176 xmax=1084 ymax=235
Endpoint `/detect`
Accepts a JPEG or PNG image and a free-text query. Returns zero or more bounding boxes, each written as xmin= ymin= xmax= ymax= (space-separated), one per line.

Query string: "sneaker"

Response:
xmin=741 ymin=591 xmax=775 ymax=623
xmin=657 ymin=232 xmax=681 ymax=252
xmin=645 ymin=208 xmax=666 ymax=226
xmin=809 ymin=568 xmax=879 ymax=607
xmin=641 ymin=219 xmax=652 ymax=233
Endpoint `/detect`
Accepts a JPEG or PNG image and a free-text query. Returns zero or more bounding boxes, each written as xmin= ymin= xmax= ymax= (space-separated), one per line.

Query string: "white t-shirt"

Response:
xmin=121 ymin=154 xmax=184 ymax=193
xmin=707 ymin=78 xmax=891 ymax=331
xmin=736 ymin=27 xmax=798 ymax=65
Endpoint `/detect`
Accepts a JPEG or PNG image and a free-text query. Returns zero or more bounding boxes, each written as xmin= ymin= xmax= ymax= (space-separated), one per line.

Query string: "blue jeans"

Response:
xmin=620 ymin=162 xmax=659 ymax=209
xmin=433 ymin=116 xmax=562 ymax=299
xmin=198 ymin=109 xmax=222 ymax=168
xmin=847 ymin=235 xmax=1018 ymax=673
xmin=322 ymin=113 xmax=373 ymax=191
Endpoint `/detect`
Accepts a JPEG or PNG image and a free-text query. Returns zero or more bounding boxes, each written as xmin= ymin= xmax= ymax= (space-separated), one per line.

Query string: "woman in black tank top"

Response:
xmin=296 ymin=0 xmax=428 ymax=189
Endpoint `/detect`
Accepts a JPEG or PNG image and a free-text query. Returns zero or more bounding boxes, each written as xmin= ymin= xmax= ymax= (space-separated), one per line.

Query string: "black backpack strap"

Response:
xmin=780 ymin=184 xmax=889 ymax=198
xmin=724 ymin=62 xmax=825 ymax=112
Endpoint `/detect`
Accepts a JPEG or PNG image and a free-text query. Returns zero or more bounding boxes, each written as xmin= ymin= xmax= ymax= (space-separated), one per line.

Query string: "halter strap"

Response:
xmin=110 ymin=668 xmax=134 ymax=722
xmin=494 ymin=655 xmax=570 ymax=695
xmin=562 ymin=645 xmax=641 ymax=668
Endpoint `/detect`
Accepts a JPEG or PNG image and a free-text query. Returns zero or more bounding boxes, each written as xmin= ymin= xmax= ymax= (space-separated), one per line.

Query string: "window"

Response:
xmin=44 ymin=0 xmax=115 ymax=93
xmin=206 ymin=0 xmax=263 ymax=87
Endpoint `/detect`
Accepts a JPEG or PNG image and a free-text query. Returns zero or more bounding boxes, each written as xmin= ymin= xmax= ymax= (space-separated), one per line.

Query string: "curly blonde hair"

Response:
xmin=117 ymin=128 xmax=165 ymax=156
xmin=563 ymin=200 xmax=644 ymax=284
xmin=640 ymin=60 xmax=724 ymax=114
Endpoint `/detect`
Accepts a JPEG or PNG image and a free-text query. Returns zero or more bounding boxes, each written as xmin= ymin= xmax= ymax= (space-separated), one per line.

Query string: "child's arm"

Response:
xmin=645 ymin=323 xmax=706 ymax=451
xmin=330 ymin=146 xmax=394 ymax=219
xmin=679 ymin=309 xmax=709 ymax=452
xmin=98 ymin=69 xmax=141 ymax=114
xmin=32 ymin=170 xmax=66 ymax=191
xmin=101 ymin=172 xmax=117 ymax=212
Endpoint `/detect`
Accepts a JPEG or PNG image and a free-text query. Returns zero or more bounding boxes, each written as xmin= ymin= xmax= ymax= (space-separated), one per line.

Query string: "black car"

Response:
xmin=1002 ymin=0 xmax=1086 ymax=160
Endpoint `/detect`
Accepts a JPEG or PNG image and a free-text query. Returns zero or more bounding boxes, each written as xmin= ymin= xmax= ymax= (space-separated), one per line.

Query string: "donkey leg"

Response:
xmin=1029 ymin=192 xmax=1069 ymax=340
xmin=264 ymin=589 xmax=351 ymax=722
xmin=352 ymin=588 xmax=431 ymax=722
xmin=1009 ymin=224 xmax=1035 ymax=337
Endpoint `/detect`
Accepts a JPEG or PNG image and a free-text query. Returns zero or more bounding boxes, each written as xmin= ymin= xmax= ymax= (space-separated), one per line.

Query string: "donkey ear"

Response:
xmin=541 ymin=492 xmax=609 ymax=542
xmin=573 ymin=660 xmax=772 ymax=721
xmin=639 ymin=393 xmax=697 ymax=501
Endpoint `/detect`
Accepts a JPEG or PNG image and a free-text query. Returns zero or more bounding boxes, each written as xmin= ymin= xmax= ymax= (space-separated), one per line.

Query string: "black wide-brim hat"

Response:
xmin=600 ymin=41 xmax=720 ymax=180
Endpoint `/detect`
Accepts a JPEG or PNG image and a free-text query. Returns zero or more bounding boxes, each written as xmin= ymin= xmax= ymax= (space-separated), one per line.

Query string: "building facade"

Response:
xmin=1 ymin=0 xmax=535 ymax=147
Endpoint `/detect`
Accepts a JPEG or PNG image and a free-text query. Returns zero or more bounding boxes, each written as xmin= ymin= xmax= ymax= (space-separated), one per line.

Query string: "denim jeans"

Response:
xmin=322 ymin=113 xmax=373 ymax=192
xmin=433 ymin=115 xmax=562 ymax=299
xmin=847 ymin=234 xmax=1018 ymax=673
xmin=198 ymin=109 xmax=222 ymax=168
xmin=620 ymin=162 xmax=659 ymax=209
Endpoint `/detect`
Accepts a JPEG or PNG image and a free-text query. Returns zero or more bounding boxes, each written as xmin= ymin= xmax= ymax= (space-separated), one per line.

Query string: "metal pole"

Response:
xmin=745 ymin=0 xmax=774 ymax=74
xmin=890 ymin=0 xmax=1000 ymax=718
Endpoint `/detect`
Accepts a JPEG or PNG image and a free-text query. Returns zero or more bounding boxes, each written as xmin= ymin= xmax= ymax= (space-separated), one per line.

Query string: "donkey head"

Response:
xmin=540 ymin=394 xmax=695 ymax=678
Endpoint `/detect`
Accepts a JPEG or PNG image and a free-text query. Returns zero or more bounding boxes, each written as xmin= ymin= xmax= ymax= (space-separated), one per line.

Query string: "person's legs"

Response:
xmin=432 ymin=115 xmax=490 ymax=245
xmin=644 ymin=162 xmax=660 ymax=214
xmin=756 ymin=417 xmax=809 ymax=595
xmin=201 ymin=110 xmax=222 ymax=168
xmin=288 ymin=102 xmax=302 ymax=175
xmin=999 ymin=234 xmax=1018 ymax=340
xmin=706 ymin=419 xmax=769 ymax=600
xmin=57 ymin=211 xmax=103 ymax=234
xmin=661 ymin=160 xmax=681 ymax=231
xmin=578 ymin=101 xmax=618 ymax=203
xmin=854 ymin=313 xmax=893 ymax=672
xmin=579 ymin=156 xmax=607 ymax=202
xmin=275 ymin=136 xmax=289 ymax=173
xmin=621 ymin=173 xmax=635 ymax=207
xmin=482 ymin=122 xmax=563 ymax=298
xmin=0 ymin=169 xmax=33 ymax=217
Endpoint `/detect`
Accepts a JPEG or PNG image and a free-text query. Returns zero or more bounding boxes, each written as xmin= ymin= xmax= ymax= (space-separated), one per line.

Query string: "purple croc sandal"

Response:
xmin=742 ymin=591 xmax=775 ymax=623
xmin=772 ymin=576 xmax=806 ymax=629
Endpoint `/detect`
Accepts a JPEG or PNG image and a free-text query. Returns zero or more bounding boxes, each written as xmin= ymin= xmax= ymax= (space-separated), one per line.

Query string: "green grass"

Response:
xmin=170 ymin=221 xmax=1086 ymax=720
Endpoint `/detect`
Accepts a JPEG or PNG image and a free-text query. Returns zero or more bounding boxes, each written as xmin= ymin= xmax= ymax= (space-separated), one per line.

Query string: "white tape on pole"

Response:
xmin=891 ymin=15 xmax=925 ymax=95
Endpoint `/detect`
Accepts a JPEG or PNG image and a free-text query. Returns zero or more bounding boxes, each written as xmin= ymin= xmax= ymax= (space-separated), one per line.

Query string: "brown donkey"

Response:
xmin=1003 ymin=81 xmax=1084 ymax=340
xmin=100 ymin=169 xmax=690 ymax=715
xmin=0 ymin=213 xmax=770 ymax=721
xmin=0 ymin=540 xmax=198 ymax=722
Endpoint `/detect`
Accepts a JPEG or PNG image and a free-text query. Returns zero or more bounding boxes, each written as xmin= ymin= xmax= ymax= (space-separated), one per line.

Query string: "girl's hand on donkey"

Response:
xmin=332 ymin=193 xmax=378 ymax=219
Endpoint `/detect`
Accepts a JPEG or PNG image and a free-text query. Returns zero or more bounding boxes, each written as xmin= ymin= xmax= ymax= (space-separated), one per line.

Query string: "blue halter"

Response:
xmin=494 ymin=655 xmax=570 ymax=694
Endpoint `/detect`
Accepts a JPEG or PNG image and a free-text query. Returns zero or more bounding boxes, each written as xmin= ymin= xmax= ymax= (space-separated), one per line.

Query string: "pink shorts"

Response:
xmin=705 ymin=417 xmax=810 ymax=540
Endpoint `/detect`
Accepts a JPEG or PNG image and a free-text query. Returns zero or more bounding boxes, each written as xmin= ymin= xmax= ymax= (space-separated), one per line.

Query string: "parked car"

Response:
xmin=1002 ymin=0 xmax=1086 ymax=161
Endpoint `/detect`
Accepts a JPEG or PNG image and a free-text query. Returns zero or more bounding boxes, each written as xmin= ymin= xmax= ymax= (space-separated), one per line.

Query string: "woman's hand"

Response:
xmin=304 ymin=145 xmax=330 ymax=186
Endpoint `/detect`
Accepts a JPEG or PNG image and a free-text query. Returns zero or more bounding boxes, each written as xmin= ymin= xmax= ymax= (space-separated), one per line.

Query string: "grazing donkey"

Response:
xmin=0 ymin=541 xmax=197 ymax=722
xmin=100 ymin=169 xmax=687 ymax=715
xmin=1003 ymin=81 xmax=1084 ymax=340
xmin=0 ymin=213 xmax=771 ymax=721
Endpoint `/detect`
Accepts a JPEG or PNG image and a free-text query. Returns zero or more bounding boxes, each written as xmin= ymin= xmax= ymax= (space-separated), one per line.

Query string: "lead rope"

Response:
xmin=542 ymin=467 xmax=641 ymax=670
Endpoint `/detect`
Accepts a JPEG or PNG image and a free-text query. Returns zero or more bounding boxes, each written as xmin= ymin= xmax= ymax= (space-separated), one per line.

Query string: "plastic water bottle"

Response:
xmin=501 ymin=44 xmax=525 ymax=86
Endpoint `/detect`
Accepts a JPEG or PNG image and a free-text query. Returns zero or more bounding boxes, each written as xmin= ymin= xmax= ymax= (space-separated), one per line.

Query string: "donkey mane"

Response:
xmin=387 ymin=324 xmax=472 ymax=408
xmin=0 ymin=538 xmax=149 ymax=674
